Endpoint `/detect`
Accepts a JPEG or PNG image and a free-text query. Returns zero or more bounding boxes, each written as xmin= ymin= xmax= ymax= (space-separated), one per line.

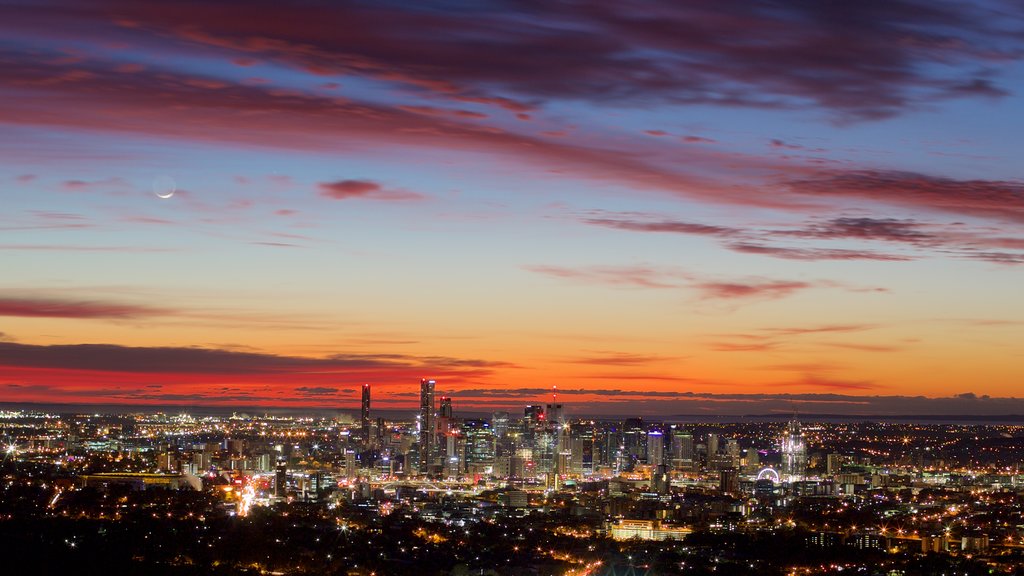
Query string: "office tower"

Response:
xmin=651 ymin=463 xmax=670 ymax=495
xmin=524 ymin=405 xmax=545 ymax=431
xmin=223 ymin=438 xmax=244 ymax=455
xmin=545 ymin=384 xmax=565 ymax=427
xmin=744 ymin=448 xmax=761 ymax=473
xmin=360 ymin=384 xmax=371 ymax=443
xmin=725 ymin=438 xmax=741 ymax=468
xmin=522 ymin=404 xmax=544 ymax=465
xmin=670 ymin=428 xmax=694 ymax=468
xmin=491 ymin=411 xmax=509 ymax=438
xmin=646 ymin=430 xmax=665 ymax=466
xmin=419 ymin=379 xmax=436 ymax=474
xmin=707 ymin=433 xmax=719 ymax=457
xmin=545 ymin=387 xmax=570 ymax=479
xmin=599 ymin=426 xmax=622 ymax=469
xmin=437 ymin=396 xmax=453 ymax=468
xmin=726 ymin=438 xmax=740 ymax=457
xmin=755 ymin=478 xmax=776 ymax=500
xmin=344 ymin=449 xmax=356 ymax=479
xmin=534 ymin=427 xmax=557 ymax=478
xmin=444 ymin=433 xmax=462 ymax=478
xmin=257 ymin=453 xmax=273 ymax=473
xmin=546 ymin=403 xmax=564 ymax=426
xmin=569 ymin=422 xmax=595 ymax=476
xmin=437 ymin=396 xmax=453 ymax=437
xmin=780 ymin=418 xmax=807 ymax=483
xmin=622 ymin=417 xmax=646 ymax=462
xmin=275 ymin=460 xmax=287 ymax=498
xmin=463 ymin=419 xmax=494 ymax=474
xmin=719 ymin=467 xmax=740 ymax=494
xmin=827 ymin=453 xmax=842 ymax=476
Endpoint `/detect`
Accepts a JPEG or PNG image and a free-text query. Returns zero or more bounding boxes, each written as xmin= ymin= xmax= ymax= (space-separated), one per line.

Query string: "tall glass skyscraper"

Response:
xmin=360 ymin=384 xmax=371 ymax=444
xmin=780 ymin=418 xmax=807 ymax=483
xmin=419 ymin=379 xmax=436 ymax=474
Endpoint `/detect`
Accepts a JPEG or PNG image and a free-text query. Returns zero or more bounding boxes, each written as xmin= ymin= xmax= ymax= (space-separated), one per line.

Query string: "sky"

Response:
xmin=3 ymin=0 xmax=1024 ymax=417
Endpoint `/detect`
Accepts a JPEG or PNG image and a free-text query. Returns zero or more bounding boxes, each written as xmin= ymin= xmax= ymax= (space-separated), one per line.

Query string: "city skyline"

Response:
xmin=4 ymin=1 xmax=1024 ymax=416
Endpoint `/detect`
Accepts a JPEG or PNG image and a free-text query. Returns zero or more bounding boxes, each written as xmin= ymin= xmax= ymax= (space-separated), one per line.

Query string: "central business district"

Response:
xmin=150 ymin=380 xmax=814 ymax=523
xmin=52 ymin=380 xmax=1022 ymax=562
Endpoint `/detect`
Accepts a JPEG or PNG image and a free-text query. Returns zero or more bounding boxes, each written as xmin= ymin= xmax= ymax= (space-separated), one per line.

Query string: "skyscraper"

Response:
xmin=463 ymin=419 xmax=494 ymax=473
xmin=646 ymin=430 xmax=664 ymax=466
xmin=360 ymin=384 xmax=371 ymax=443
xmin=622 ymin=417 xmax=645 ymax=463
xmin=670 ymin=427 xmax=694 ymax=468
xmin=545 ymin=403 xmax=564 ymax=426
xmin=780 ymin=418 xmax=807 ymax=483
xmin=569 ymin=422 xmax=595 ymax=476
xmin=651 ymin=463 xmax=671 ymax=495
xmin=719 ymin=467 xmax=740 ymax=494
xmin=275 ymin=460 xmax=287 ymax=498
xmin=524 ymin=405 xmax=544 ymax=431
xmin=491 ymin=411 xmax=510 ymax=439
xmin=707 ymin=433 xmax=720 ymax=458
xmin=437 ymin=396 xmax=453 ymax=467
xmin=419 ymin=379 xmax=436 ymax=474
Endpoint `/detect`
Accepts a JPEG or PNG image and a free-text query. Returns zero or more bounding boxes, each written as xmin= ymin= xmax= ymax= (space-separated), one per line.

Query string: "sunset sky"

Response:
xmin=3 ymin=0 xmax=1024 ymax=416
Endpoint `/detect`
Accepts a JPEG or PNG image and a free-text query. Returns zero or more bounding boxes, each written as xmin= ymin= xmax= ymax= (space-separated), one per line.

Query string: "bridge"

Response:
xmin=372 ymin=480 xmax=483 ymax=495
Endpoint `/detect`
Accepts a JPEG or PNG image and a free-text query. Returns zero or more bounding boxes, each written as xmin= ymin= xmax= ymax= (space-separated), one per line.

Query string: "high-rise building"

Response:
xmin=651 ymin=464 xmax=670 ymax=495
xmin=437 ymin=396 xmax=453 ymax=468
xmin=444 ymin=433 xmax=462 ymax=478
xmin=670 ymin=427 xmax=693 ymax=468
xmin=437 ymin=396 xmax=453 ymax=438
xmin=419 ymin=379 xmax=436 ymax=474
xmin=599 ymin=426 xmax=622 ymax=470
xmin=744 ymin=448 xmax=761 ymax=473
xmin=275 ymin=460 xmax=287 ymax=498
xmin=344 ymin=449 xmax=356 ymax=479
xmin=463 ymin=419 xmax=494 ymax=473
xmin=524 ymin=405 xmax=545 ymax=431
xmin=725 ymin=438 xmax=741 ymax=468
xmin=646 ymin=430 xmax=665 ymax=466
xmin=492 ymin=411 xmax=510 ymax=438
xmin=622 ymin=418 xmax=646 ymax=463
xmin=707 ymin=433 xmax=719 ymax=458
xmin=827 ymin=453 xmax=843 ymax=476
xmin=719 ymin=467 xmax=740 ymax=494
xmin=569 ymin=423 xmax=595 ymax=476
xmin=523 ymin=404 xmax=545 ymax=464
xmin=546 ymin=403 xmax=564 ymax=427
xmin=360 ymin=384 xmax=371 ymax=443
xmin=781 ymin=418 xmax=807 ymax=483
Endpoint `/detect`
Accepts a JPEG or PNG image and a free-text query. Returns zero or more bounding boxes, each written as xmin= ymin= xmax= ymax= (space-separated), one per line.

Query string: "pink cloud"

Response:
xmin=788 ymin=170 xmax=1024 ymax=224
xmin=523 ymin=265 xmax=681 ymax=289
xmin=91 ymin=0 xmax=1018 ymax=122
xmin=318 ymin=179 xmax=423 ymax=201
xmin=693 ymin=280 xmax=812 ymax=300
xmin=60 ymin=177 xmax=127 ymax=191
xmin=526 ymin=264 xmax=844 ymax=303
xmin=0 ymin=296 xmax=171 ymax=319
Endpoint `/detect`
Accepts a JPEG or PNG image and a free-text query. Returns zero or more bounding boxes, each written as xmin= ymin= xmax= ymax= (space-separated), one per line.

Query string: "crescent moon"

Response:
xmin=152 ymin=175 xmax=176 ymax=199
